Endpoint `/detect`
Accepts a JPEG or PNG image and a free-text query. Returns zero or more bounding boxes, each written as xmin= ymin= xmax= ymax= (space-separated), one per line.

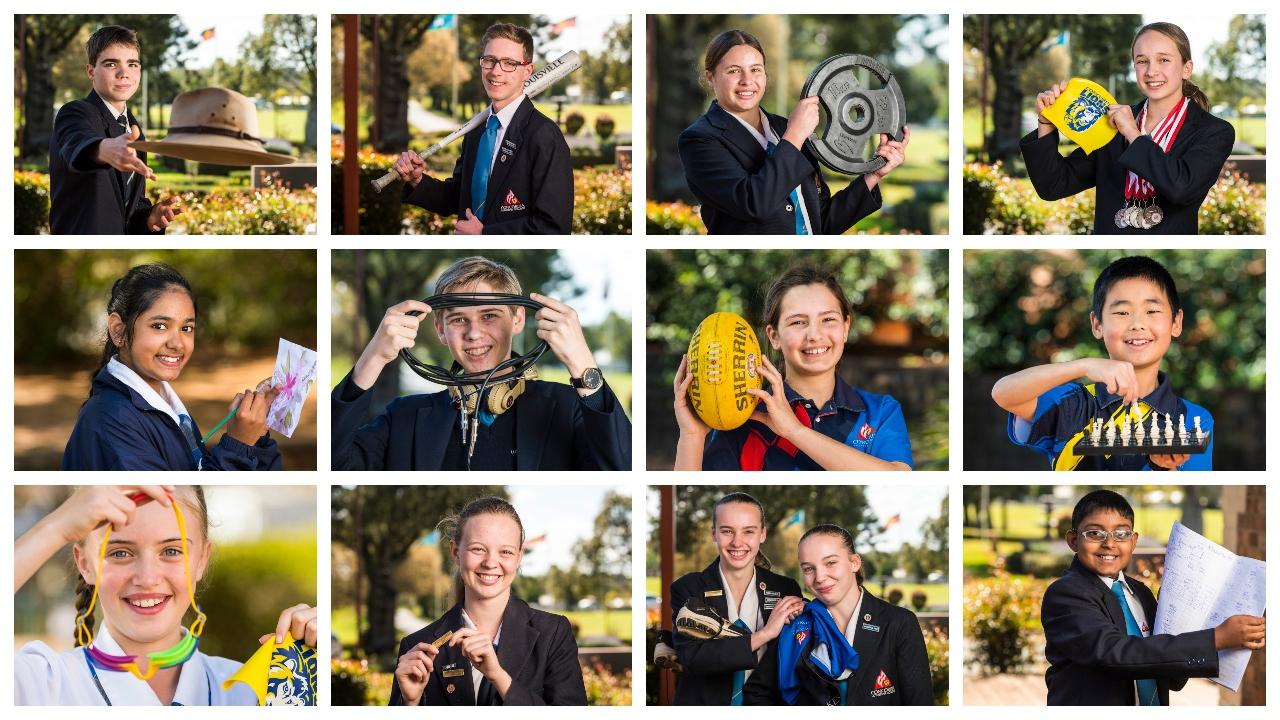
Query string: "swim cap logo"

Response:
xmin=1065 ymin=88 xmax=1109 ymax=132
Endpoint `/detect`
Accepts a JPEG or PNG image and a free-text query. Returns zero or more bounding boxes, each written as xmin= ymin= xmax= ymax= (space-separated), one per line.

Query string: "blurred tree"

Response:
xmin=16 ymin=15 xmax=88 ymax=161
xmin=410 ymin=28 xmax=471 ymax=116
xmin=572 ymin=491 xmax=632 ymax=609
xmin=1203 ymin=15 xmax=1267 ymax=116
xmin=330 ymin=250 xmax=577 ymax=415
xmin=361 ymin=14 xmax=436 ymax=151
xmin=240 ymin=15 xmax=318 ymax=147
xmin=962 ymin=250 xmax=1266 ymax=393
xmin=331 ymin=485 xmax=506 ymax=663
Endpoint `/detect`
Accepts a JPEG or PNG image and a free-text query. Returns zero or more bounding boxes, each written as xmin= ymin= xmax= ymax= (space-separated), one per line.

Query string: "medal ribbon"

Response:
xmin=1124 ymin=97 xmax=1190 ymax=200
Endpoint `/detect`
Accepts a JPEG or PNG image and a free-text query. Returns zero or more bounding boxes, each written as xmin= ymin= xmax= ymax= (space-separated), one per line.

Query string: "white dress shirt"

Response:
xmin=484 ymin=94 xmax=527 ymax=174
xmin=460 ymin=607 xmax=505 ymax=703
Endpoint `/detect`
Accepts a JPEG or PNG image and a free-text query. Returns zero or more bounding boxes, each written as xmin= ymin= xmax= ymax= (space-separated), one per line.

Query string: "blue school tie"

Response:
xmin=766 ymin=141 xmax=808 ymax=235
xmin=178 ymin=414 xmax=204 ymax=469
xmin=471 ymin=114 xmax=501 ymax=220
xmin=1110 ymin=580 xmax=1160 ymax=705
xmin=729 ymin=618 xmax=751 ymax=705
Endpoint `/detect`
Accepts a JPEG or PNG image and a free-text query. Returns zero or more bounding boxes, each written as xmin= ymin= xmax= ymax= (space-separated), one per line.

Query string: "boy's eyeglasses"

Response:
xmin=1074 ymin=528 xmax=1136 ymax=543
xmin=479 ymin=56 xmax=530 ymax=72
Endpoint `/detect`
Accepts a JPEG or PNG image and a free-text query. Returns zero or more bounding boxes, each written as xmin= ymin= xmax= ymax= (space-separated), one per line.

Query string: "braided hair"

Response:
xmin=72 ymin=486 xmax=210 ymax=645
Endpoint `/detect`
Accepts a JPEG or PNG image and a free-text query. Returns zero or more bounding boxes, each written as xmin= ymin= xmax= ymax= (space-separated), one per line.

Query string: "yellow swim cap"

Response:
xmin=1041 ymin=78 xmax=1119 ymax=154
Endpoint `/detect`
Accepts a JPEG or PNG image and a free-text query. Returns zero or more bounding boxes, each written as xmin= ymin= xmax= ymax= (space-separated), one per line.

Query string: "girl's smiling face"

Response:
xmin=74 ymin=497 xmax=209 ymax=655
xmin=1132 ymin=30 xmax=1192 ymax=105
xmin=109 ymin=288 xmax=195 ymax=394
xmin=453 ymin=512 xmax=523 ymax=602
xmin=708 ymin=43 xmax=767 ymax=116
xmin=798 ymin=532 xmax=861 ymax=608
xmin=713 ymin=500 xmax=765 ymax=572
xmin=766 ymin=283 xmax=851 ymax=379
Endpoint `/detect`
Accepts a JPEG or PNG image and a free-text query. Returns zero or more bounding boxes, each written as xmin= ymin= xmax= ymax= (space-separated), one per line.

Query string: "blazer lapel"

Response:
xmin=1165 ymin=101 xmax=1203 ymax=156
xmin=708 ymin=101 xmax=768 ymax=168
xmin=89 ymin=90 xmax=129 ymax=208
xmin=514 ymin=385 xmax=554 ymax=470
xmin=495 ymin=598 xmax=538 ymax=688
xmin=851 ymin=591 xmax=887 ymax=669
xmin=698 ymin=559 xmax=732 ymax=621
xmin=483 ymin=100 xmax=530 ymax=214
xmin=414 ymin=395 xmax=454 ymax=470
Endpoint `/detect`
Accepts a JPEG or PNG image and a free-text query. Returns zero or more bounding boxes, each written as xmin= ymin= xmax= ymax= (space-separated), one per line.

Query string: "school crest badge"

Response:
xmin=871 ymin=669 xmax=896 ymax=697
xmin=794 ymin=629 xmax=809 ymax=644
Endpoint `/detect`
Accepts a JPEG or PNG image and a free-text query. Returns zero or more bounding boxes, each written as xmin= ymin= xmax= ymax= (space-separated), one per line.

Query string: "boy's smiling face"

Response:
xmin=1067 ymin=508 xmax=1139 ymax=578
xmin=1091 ymin=276 xmax=1183 ymax=373
xmin=434 ymin=279 xmax=525 ymax=374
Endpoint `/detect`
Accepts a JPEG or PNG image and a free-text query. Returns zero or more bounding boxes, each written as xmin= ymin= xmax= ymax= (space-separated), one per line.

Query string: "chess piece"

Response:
xmin=1164 ymin=414 xmax=1174 ymax=446
xmin=1091 ymin=419 xmax=1102 ymax=444
xmin=1134 ymin=408 xmax=1145 ymax=446
xmin=1120 ymin=413 xmax=1131 ymax=446
xmin=1178 ymin=413 xmax=1187 ymax=444
xmin=1105 ymin=422 xmax=1114 ymax=447
xmin=1194 ymin=416 xmax=1204 ymax=442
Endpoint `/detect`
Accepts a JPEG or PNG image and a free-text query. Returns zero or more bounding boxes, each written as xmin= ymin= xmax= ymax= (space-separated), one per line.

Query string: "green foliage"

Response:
xmin=564 ymin=111 xmax=586 ymax=136
xmin=582 ymin=664 xmax=632 ymax=706
xmin=14 ymin=170 xmax=50 ymax=234
xmin=198 ymin=535 xmax=318 ymax=662
xmin=645 ymin=201 xmax=706 ymax=235
xmin=963 ymin=571 xmax=1047 ymax=674
xmin=1199 ymin=164 xmax=1267 ymax=234
xmin=923 ymin=626 xmax=950 ymax=705
xmin=962 ymin=249 xmax=1267 ymax=392
xmin=330 ymin=658 xmax=392 ymax=706
xmin=961 ymin=162 xmax=1047 ymax=234
xmin=330 ymin=147 xmax=407 ymax=235
xmin=13 ymin=249 xmax=317 ymax=366
xmin=572 ymin=167 xmax=631 ymax=234
xmin=162 ymin=182 xmax=316 ymax=235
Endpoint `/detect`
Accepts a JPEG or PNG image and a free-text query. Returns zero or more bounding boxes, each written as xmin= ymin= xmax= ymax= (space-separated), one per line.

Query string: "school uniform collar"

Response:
xmin=106 ymin=357 xmax=191 ymax=426
xmin=783 ymin=375 xmax=867 ymax=417
xmin=726 ymin=106 xmax=778 ymax=152
xmin=716 ymin=563 xmax=761 ymax=630
xmin=460 ymin=607 xmax=504 ymax=703
xmin=1089 ymin=370 xmax=1179 ymax=415
xmin=706 ymin=100 xmax=771 ymax=165
xmin=90 ymin=624 xmax=212 ymax=706
xmin=486 ymin=93 xmax=526 ymax=131
xmin=99 ymin=94 xmax=128 ymax=125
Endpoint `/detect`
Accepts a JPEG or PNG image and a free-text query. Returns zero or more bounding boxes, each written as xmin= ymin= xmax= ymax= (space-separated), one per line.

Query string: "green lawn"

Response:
xmin=332 ymin=605 xmax=630 ymax=650
xmin=147 ymin=105 xmax=309 ymax=145
xmin=964 ymin=502 xmax=1222 ymax=543
xmin=646 ymin=577 xmax=948 ymax=611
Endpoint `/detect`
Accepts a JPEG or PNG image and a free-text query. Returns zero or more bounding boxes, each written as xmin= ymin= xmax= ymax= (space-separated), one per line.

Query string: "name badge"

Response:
xmin=500 ymin=146 xmax=514 ymax=156
xmin=763 ymin=598 xmax=778 ymax=611
xmin=443 ymin=669 xmax=466 ymax=678
xmin=704 ymin=589 xmax=723 ymax=597
xmin=862 ymin=623 xmax=881 ymax=633
xmin=762 ymin=589 xmax=781 ymax=597
xmin=504 ymin=139 xmax=517 ymax=149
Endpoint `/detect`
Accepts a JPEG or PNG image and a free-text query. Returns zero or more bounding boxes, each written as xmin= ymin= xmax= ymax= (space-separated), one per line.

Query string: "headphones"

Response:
xmin=399 ymin=292 xmax=548 ymax=469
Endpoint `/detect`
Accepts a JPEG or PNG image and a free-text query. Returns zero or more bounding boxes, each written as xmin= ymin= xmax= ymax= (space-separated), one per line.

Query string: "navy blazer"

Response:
xmin=388 ymin=597 xmax=587 ymax=706
xmin=678 ymin=100 xmax=882 ymax=235
xmin=48 ymin=89 xmax=159 ymax=235
xmin=669 ymin=559 xmax=803 ymax=705
xmin=330 ymin=371 xmax=631 ymax=470
xmin=1020 ymin=100 xmax=1234 ymax=234
xmin=62 ymin=366 xmax=282 ymax=471
xmin=403 ymin=97 xmax=573 ymax=234
xmin=744 ymin=590 xmax=933 ymax=706
xmin=1042 ymin=556 xmax=1218 ymax=705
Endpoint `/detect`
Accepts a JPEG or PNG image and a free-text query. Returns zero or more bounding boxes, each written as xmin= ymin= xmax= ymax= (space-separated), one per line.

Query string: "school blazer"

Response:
xmin=62 ymin=366 xmax=282 ymax=471
xmin=743 ymin=590 xmax=933 ymax=706
xmin=402 ymin=98 xmax=573 ymax=234
xmin=48 ymin=90 xmax=159 ymax=235
xmin=1020 ymin=100 xmax=1234 ymax=234
xmin=678 ymin=100 xmax=882 ymax=235
xmin=330 ymin=371 xmax=631 ymax=470
xmin=388 ymin=598 xmax=587 ymax=706
xmin=1041 ymin=556 xmax=1218 ymax=705
xmin=669 ymin=559 xmax=803 ymax=705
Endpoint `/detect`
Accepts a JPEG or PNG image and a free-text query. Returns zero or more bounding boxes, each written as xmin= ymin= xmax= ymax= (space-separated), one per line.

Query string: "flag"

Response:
xmin=524 ymin=533 xmax=547 ymax=549
xmin=784 ymin=510 xmax=805 ymax=528
xmin=551 ymin=17 xmax=577 ymax=36
xmin=882 ymin=514 xmax=901 ymax=531
xmin=1041 ymin=30 xmax=1068 ymax=53
xmin=419 ymin=529 xmax=439 ymax=546
xmin=428 ymin=14 xmax=456 ymax=31
xmin=200 ymin=28 xmax=216 ymax=41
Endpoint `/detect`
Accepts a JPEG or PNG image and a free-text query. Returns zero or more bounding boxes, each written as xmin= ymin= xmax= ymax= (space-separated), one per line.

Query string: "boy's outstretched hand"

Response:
xmin=1214 ymin=614 xmax=1265 ymax=650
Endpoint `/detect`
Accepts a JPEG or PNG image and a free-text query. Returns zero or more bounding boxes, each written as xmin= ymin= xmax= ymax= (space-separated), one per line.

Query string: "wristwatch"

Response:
xmin=571 ymin=367 xmax=604 ymax=390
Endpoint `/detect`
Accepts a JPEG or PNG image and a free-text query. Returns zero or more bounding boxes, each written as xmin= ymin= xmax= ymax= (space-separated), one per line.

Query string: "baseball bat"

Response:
xmin=371 ymin=50 xmax=583 ymax=193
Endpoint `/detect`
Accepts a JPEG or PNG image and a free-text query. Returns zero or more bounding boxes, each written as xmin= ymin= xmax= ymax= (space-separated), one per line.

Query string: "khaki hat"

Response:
xmin=131 ymin=87 xmax=295 ymax=166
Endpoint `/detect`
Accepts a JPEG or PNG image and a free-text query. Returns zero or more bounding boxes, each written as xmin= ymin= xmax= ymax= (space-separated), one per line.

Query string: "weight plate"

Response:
xmin=801 ymin=53 xmax=907 ymax=175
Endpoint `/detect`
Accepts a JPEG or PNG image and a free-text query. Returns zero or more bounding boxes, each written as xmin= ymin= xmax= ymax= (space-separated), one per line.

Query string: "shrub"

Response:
xmin=887 ymin=587 xmax=905 ymax=606
xmin=594 ymin=113 xmax=616 ymax=142
xmin=963 ymin=570 xmax=1046 ymax=674
xmin=330 ymin=145 xmax=405 ymax=235
xmin=162 ymin=182 xmax=316 ymax=234
xmin=911 ymin=589 xmax=928 ymax=611
xmin=581 ymin=662 xmax=632 ymax=706
xmin=923 ymin=626 xmax=950 ymax=705
xmin=331 ymin=658 xmax=392 ymax=706
xmin=645 ymin=200 xmax=706 ymax=234
xmin=14 ymin=170 xmax=50 ymax=234
xmin=564 ymin=111 xmax=586 ymax=136
xmin=1200 ymin=164 xmax=1266 ymax=234
xmin=962 ymin=162 xmax=1047 ymax=235
xmin=572 ymin=166 xmax=631 ymax=234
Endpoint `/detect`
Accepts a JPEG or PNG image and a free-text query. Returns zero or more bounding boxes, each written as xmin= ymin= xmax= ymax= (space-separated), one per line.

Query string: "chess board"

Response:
xmin=1074 ymin=412 xmax=1211 ymax=456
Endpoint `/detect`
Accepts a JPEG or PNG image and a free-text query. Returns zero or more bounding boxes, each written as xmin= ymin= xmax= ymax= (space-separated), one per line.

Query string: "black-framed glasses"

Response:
xmin=479 ymin=56 xmax=529 ymax=72
xmin=1074 ymin=528 xmax=1136 ymax=543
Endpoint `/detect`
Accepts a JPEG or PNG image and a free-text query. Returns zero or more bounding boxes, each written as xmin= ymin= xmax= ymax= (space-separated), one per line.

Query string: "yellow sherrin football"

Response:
xmin=686 ymin=311 xmax=762 ymax=431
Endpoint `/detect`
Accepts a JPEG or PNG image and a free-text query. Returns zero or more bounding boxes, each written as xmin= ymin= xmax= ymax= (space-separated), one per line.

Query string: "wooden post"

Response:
xmin=343 ymin=15 xmax=360 ymax=234
xmin=659 ymin=485 xmax=676 ymax=705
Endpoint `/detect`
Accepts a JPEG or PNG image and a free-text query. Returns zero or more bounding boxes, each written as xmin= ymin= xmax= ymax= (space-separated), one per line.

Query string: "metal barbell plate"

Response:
xmin=801 ymin=54 xmax=907 ymax=175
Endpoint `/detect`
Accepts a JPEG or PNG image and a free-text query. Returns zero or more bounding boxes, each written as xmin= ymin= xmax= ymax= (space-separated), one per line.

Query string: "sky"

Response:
xmin=540 ymin=15 xmax=630 ymax=58
xmin=557 ymin=247 xmax=633 ymax=325
xmin=506 ymin=485 xmax=631 ymax=575
xmin=177 ymin=15 xmax=263 ymax=69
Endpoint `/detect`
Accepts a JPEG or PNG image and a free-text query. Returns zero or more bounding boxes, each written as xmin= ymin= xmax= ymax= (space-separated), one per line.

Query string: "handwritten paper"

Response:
xmin=267 ymin=339 xmax=317 ymax=438
xmin=1153 ymin=521 xmax=1266 ymax=691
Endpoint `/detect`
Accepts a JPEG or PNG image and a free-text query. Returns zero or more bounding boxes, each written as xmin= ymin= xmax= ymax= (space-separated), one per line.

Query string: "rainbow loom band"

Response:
xmin=76 ymin=495 xmax=208 ymax=681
